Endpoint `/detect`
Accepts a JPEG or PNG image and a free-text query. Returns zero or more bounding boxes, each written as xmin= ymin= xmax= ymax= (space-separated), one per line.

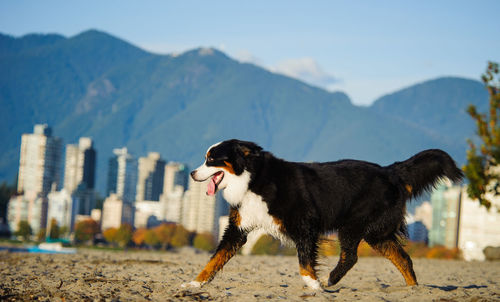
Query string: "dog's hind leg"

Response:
xmin=369 ymin=239 xmax=418 ymax=286
xmin=327 ymin=229 xmax=362 ymax=287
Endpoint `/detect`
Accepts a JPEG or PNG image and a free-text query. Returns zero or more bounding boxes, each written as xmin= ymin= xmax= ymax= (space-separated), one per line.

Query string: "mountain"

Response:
xmin=0 ymin=30 xmax=488 ymax=194
xmin=370 ymin=77 xmax=488 ymax=162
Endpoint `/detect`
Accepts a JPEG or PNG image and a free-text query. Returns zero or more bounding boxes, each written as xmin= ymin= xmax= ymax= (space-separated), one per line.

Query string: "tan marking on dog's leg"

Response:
xmin=300 ymin=263 xmax=321 ymax=290
xmin=229 ymin=208 xmax=241 ymax=226
xmin=373 ymin=241 xmax=418 ymax=286
xmin=299 ymin=263 xmax=317 ymax=280
xmin=339 ymin=250 xmax=347 ymax=264
xmin=195 ymin=248 xmax=235 ymax=283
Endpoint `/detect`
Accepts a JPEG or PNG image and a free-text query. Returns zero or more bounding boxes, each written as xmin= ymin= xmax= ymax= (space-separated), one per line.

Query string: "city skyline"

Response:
xmin=8 ymin=124 xmax=228 ymax=238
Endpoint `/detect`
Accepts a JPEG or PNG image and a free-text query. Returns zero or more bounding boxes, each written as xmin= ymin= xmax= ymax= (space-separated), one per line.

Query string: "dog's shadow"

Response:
xmin=323 ymin=286 xmax=352 ymax=294
xmin=324 ymin=283 xmax=489 ymax=295
xmin=425 ymin=284 xmax=488 ymax=292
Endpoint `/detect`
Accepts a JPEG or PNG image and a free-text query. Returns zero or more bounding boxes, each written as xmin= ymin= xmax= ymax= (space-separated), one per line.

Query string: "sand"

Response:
xmin=0 ymin=248 xmax=499 ymax=301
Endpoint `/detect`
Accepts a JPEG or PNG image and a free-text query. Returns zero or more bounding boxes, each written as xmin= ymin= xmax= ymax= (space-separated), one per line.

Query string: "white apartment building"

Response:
xmin=7 ymin=191 xmax=48 ymax=237
xmin=158 ymin=162 xmax=189 ymax=224
xmin=101 ymin=194 xmax=134 ymax=231
xmin=46 ymin=188 xmax=73 ymax=233
xmin=430 ymin=182 xmax=500 ymax=261
xmin=136 ymin=152 xmax=165 ymax=202
xmin=17 ymin=124 xmax=62 ymax=196
xmin=458 ymin=188 xmax=500 ymax=261
xmin=63 ymin=137 xmax=96 ymax=193
xmin=162 ymin=185 xmax=184 ymax=223
xmin=134 ymin=200 xmax=164 ymax=229
xmin=163 ymin=162 xmax=188 ymax=195
xmin=107 ymin=147 xmax=137 ymax=203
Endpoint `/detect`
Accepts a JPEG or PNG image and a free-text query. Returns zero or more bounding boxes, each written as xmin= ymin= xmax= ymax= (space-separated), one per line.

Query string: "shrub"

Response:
xmin=170 ymin=225 xmax=189 ymax=248
xmin=48 ymin=218 xmax=60 ymax=240
xmin=425 ymin=245 xmax=461 ymax=260
xmin=103 ymin=227 xmax=118 ymax=245
xmin=36 ymin=228 xmax=46 ymax=242
xmin=15 ymin=220 xmax=32 ymax=241
xmin=154 ymin=223 xmax=176 ymax=249
xmin=193 ymin=232 xmax=216 ymax=252
xmin=115 ymin=224 xmax=133 ymax=248
xmin=144 ymin=229 xmax=160 ymax=248
xmin=251 ymin=234 xmax=281 ymax=255
xmin=132 ymin=228 xmax=147 ymax=246
xmin=74 ymin=219 xmax=99 ymax=243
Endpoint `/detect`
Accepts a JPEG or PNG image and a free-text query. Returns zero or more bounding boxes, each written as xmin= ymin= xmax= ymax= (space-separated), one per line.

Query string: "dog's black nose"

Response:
xmin=190 ymin=170 xmax=196 ymax=179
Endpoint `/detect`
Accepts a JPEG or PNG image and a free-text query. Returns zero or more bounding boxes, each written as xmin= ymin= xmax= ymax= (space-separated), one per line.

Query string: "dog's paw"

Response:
xmin=181 ymin=281 xmax=203 ymax=288
xmin=301 ymin=275 xmax=323 ymax=291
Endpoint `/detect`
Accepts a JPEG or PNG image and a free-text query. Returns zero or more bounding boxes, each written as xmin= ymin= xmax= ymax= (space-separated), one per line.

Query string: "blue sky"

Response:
xmin=1 ymin=1 xmax=499 ymax=105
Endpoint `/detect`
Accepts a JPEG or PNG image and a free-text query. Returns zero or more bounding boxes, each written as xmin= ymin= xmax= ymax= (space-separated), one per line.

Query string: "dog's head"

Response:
xmin=191 ymin=139 xmax=262 ymax=196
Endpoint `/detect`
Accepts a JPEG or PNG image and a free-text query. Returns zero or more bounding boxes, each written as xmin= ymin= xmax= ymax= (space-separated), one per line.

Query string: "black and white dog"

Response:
xmin=183 ymin=139 xmax=463 ymax=290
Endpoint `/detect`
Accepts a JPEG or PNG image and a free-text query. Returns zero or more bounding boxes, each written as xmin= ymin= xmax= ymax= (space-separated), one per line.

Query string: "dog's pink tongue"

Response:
xmin=207 ymin=177 xmax=216 ymax=196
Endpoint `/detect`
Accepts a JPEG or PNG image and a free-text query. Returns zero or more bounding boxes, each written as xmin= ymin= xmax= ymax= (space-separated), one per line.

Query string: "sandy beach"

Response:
xmin=1 ymin=248 xmax=499 ymax=301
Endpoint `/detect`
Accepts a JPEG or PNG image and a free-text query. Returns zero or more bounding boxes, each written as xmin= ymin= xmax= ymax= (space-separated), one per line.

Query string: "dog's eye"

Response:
xmin=207 ymin=157 xmax=214 ymax=163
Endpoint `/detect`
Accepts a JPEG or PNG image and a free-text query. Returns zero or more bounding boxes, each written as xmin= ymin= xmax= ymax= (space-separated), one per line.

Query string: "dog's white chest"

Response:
xmin=238 ymin=192 xmax=291 ymax=244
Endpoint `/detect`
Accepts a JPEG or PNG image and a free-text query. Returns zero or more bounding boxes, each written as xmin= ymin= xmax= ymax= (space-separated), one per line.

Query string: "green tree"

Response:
xmin=15 ymin=220 xmax=32 ymax=241
xmin=59 ymin=226 xmax=69 ymax=238
xmin=37 ymin=228 xmax=47 ymax=242
xmin=464 ymin=61 xmax=500 ymax=210
xmin=48 ymin=218 xmax=60 ymax=240
xmin=0 ymin=181 xmax=15 ymax=221
xmin=103 ymin=227 xmax=118 ymax=246
xmin=154 ymin=223 xmax=176 ymax=250
xmin=74 ymin=219 xmax=99 ymax=243
xmin=251 ymin=234 xmax=280 ymax=255
xmin=132 ymin=227 xmax=147 ymax=246
xmin=144 ymin=229 xmax=160 ymax=248
xmin=193 ymin=232 xmax=216 ymax=252
xmin=170 ymin=225 xmax=189 ymax=248
xmin=115 ymin=224 xmax=133 ymax=248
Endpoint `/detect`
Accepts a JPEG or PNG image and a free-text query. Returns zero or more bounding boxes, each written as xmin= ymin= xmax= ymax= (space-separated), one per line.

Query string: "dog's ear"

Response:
xmin=236 ymin=141 xmax=262 ymax=157
xmin=232 ymin=141 xmax=262 ymax=174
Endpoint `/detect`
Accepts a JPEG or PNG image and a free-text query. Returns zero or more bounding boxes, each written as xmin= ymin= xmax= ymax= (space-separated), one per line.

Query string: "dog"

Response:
xmin=183 ymin=139 xmax=463 ymax=290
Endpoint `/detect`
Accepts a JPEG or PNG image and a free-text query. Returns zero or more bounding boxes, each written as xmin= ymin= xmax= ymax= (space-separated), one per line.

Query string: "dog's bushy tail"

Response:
xmin=388 ymin=149 xmax=464 ymax=200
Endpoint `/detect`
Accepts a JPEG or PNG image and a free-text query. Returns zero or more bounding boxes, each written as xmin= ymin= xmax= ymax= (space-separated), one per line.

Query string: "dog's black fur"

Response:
xmin=190 ymin=139 xmax=464 ymax=288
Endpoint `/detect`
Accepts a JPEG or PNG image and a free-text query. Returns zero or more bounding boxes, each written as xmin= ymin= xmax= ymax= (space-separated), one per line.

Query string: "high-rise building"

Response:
xmin=136 ymin=152 xmax=165 ymax=202
xmin=62 ymin=137 xmax=97 ymax=217
xmin=429 ymin=181 xmax=500 ymax=260
xmin=46 ymin=188 xmax=73 ymax=233
xmin=162 ymin=185 xmax=184 ymax=223
xmin=457 ymin=187 xmax=500 ymax=261
xmin=429 ymin=182 xmax=461 ymax=248
xmin=163 ymin=162 xmax=188 ymax=196
xmin=63 ymin=137 xmax=96 ymax=192
xmin=7 ymin=191 xmax=48 ymax=237
xmin=17 ymin=124 xmax=62 ymax=196
xmin=134 ymin=200 xmax=164 ymax=229
xmin=101 ymin=194 xmax=134 ymax=231
xmin=181 ymin=177 xmax=228 ymax=236
xmin=106 ymin=147 xmax=137 ymax=203
xmin=159 ymin=162 xmax=188 ymax=224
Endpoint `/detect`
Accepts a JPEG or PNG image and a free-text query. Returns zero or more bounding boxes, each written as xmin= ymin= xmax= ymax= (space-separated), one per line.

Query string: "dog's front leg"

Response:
xmin=182 ymin=211 xmax=248 ymax=288
xmin=296 ymin=236 xmax=322 ymax=290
